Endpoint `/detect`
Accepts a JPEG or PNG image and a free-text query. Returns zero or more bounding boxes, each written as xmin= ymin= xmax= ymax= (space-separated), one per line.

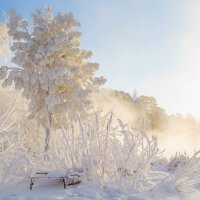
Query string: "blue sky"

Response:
xmin=1 ymin=0 xmax=200 ymax=118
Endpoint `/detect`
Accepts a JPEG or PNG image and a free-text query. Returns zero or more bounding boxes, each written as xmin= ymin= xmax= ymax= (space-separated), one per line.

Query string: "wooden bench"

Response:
xmin=29 ymin=171 xmax=81 ymax=190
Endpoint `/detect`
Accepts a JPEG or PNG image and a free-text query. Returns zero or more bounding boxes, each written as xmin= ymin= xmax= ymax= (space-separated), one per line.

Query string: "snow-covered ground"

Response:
xmin=1 ymin=178 xmax=200 ymax=200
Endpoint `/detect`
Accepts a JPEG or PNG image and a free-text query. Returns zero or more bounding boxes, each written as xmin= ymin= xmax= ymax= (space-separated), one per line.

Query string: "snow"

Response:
xmin=1 ymin=179 xmax=200 ymax=200
xmin=0 ymin=181 xmax=133 ymax=200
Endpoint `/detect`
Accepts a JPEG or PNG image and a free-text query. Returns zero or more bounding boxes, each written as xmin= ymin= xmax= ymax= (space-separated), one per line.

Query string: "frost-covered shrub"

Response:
xmin=0 ymin=97 xmax=16 ymax=134
xmin=152 ymin=151 xmax=200 ymax=194
xmin=169 ymin=151 xmax=200 ymax=193
xmin=0 ymin=90 xmax=38 ymax=187
xmin=44 ymin=112 xmax=162 ymax=192
xmin=168 ymin=152 xmax=189 ymax=173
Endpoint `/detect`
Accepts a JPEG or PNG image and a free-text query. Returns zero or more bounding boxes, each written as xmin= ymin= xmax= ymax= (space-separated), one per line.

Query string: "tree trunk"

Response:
xmin=44 ymin=127 xmax=50 ymax=152
xmin=44 ymin=112 xmax=52 ymax=152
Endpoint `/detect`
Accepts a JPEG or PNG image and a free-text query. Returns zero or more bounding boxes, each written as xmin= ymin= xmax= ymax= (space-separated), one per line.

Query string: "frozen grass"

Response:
xmin=0 ymin=105 xmax=161 ymax=192
xmin=0 ymin=99 xmax=200 ymax=199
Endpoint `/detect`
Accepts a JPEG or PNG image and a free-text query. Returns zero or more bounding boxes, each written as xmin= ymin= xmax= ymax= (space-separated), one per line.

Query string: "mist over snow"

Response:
xmin=92 ymin=89 xmax=200 ymax=157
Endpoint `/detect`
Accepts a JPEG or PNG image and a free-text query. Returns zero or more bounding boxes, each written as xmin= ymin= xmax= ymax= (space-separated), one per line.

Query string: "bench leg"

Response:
xmin=63 ymin=178 xmax=66 ymax=188
xmin=30 ymin=178 xmax=33 ymax=190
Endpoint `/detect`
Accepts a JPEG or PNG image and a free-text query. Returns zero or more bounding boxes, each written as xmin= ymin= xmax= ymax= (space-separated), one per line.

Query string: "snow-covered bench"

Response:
xmin=29 ymin=170 xmax=81 ymax=190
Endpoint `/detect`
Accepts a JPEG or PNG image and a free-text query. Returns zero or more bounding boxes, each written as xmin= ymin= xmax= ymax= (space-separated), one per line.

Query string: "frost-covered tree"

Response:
xmin=0 ymin=8 xmax=106 ymax=151
xmin=136 ymin=96 xmax=167 ymax=130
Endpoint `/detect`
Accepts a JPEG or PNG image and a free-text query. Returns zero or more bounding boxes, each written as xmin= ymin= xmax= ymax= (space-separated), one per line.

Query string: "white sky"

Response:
xmin=79 ymin=0 xmax=200 ymax=119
